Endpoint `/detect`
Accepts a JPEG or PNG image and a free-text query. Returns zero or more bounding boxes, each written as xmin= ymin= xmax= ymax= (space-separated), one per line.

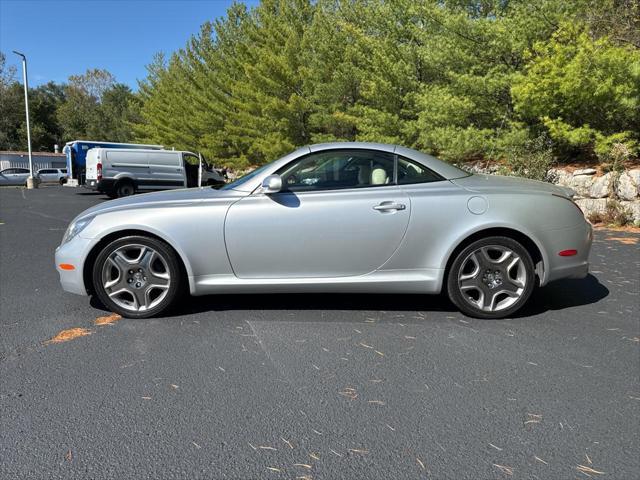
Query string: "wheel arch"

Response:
xmin=442 ymin=226 xmax=546 ymax=292
xmin=83 ymin=229 xmax=192 ymax=296
xmin=113 ymin=176 xmax=136 ymax=191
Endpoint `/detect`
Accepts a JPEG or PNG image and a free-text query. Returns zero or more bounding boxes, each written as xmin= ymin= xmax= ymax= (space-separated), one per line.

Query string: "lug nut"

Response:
xmin=135 ymin=282 xmax=141 ymax=287
xmin=127 ymin=279 xmax=133 ymax=283
xmin=128 ymin=270 xmax=133 ymax=274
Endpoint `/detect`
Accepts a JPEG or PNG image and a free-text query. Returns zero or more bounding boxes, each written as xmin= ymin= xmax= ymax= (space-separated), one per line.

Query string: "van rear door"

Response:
xmin=147 ymin=152 xmax=185 ymax=189
xmin=85 ymin=149 xmax=99 ymax=180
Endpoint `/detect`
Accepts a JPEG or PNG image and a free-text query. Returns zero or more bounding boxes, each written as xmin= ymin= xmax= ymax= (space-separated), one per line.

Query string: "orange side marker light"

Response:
xmin=59 ymin=263 xmax=76 ymax=270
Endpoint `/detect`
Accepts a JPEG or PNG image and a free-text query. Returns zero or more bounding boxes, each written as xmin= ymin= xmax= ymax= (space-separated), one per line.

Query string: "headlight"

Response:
xmin=61 ymin=216 xmax=94 ymax=245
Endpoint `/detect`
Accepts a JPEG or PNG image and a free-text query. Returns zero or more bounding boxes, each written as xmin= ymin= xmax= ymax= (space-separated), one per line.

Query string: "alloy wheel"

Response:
xmin=457 ymin=245 xmax=527 ymax=313
xmin=101 ymin=243 xmax=171 ymax=312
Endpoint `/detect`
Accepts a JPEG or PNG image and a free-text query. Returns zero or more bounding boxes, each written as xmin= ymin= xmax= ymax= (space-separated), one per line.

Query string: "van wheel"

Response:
xmin=115 ymin=180 xmax=135 ymax=198
xmin=59 ymin=177 xmax=66 ymax=185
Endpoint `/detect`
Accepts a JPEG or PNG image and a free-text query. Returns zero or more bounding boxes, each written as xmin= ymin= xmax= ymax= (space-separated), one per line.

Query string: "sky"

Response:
xmin=0 ymin=0 xmax=258 ymax=89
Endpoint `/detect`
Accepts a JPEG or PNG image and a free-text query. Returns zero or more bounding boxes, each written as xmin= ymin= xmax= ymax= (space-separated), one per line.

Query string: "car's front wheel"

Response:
xmin=447 ymin=236 xmax=535 ymax=319
xmin=92 ymin=235 xmax=183 ymax=318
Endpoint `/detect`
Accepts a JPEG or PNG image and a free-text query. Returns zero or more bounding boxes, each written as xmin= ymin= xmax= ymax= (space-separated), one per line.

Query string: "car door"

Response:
xmin=224 ymin=149 xmax=411 ymax=279
xmin=38 ymin=169 xmax=55 ymax=183
xmin=147 ymin=152 xmax=185 ymax=189
xmin=0 ymin=169 xmax=12 ymax=185
xmin=105 ymin=150 xmax=150 ymax=186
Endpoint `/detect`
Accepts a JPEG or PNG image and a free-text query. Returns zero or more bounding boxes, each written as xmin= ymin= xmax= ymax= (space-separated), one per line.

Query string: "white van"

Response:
xmin=85 ymin=148 xmax=225 ymax=198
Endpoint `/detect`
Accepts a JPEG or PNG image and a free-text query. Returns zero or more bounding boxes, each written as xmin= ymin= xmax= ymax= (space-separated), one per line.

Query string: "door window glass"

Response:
xmin=397 ymin=156 xmax=444 ymax=184
xmin=277 ymin=150 xmax=395 ymax=192
xmin=182 ymin=153 xmax=200 ymax=166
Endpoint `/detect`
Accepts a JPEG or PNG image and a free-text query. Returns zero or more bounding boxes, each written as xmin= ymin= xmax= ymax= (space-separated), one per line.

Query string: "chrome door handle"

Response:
xmin=373 ymin=201 xmax=406 ymax=212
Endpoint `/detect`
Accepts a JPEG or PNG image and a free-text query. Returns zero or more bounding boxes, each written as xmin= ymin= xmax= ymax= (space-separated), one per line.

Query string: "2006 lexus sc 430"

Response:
xmin=56 ymin=142 xmax=592 ymax=319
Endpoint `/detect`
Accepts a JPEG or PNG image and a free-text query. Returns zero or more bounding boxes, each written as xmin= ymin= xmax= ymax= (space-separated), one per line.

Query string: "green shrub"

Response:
xmin=499 ymin=135 xmax=555 ymax=181
xmin=420 ymin=126 xmax=494 ymax=163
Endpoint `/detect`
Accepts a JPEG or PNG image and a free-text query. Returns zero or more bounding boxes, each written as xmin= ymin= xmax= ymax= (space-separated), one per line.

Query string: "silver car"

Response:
xmin=0 ymin=167 xmax=33 ymax=186
xmin=55 ymin=143 xmax=592 ymax=319
xmin=37 ymin=168 xmax=67 ymax=185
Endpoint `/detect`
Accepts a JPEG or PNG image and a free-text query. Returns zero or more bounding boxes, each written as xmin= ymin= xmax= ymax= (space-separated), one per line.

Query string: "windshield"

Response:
xmin=220 ymin=163 xmax=271 ymax=190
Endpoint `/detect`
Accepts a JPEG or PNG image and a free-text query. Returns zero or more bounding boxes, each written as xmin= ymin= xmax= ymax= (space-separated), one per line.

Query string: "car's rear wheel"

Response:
xmin=447 ymin=236 xmax=535 ymax=319
xmin=115 ymin=180 xmax=135 ymax=198
xmin=92 ymin=236 xmax=182 ymax=318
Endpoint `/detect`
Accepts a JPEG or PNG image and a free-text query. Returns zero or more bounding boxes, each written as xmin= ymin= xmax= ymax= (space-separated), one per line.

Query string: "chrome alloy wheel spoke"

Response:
xmin=101 ymin=244 xmax=171 ymax=312
xmin=458 ymin=245 xmax=527 ymax=313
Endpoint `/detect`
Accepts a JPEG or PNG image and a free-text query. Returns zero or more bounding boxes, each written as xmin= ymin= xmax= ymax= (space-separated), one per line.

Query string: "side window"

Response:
xmin=277 ymin=150 xmax=395 ymax=192
xmin=182 ymin=153 xmax=199 ymax=166
xmin=16 ymin=168 xmax=30 ymax=174
xmin=397 ymin=156 xmax=443 ymax=184
xmin=41 ymin=169 xmax=54 ymax=174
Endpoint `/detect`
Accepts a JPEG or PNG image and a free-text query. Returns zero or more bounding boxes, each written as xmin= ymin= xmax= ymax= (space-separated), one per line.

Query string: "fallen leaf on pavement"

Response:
xmin=94 ymin=313 xmax=122 ymax=326
xmin=493 ymin=464 xmax=513 ymax=476
xmin=576 ymin=465 xmax=605 ymax=475
xmin=44 ymin=328 xmax=92 ymax=344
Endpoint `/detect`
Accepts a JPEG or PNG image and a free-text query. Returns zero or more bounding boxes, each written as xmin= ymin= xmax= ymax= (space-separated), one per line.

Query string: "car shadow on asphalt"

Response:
xmin=90 ymin=274 xmax=609 ymax=320
xmin=75 ymin=192 xmax=112 ymax=200
xmin=516 ymin=274 xmax=609 ymax=317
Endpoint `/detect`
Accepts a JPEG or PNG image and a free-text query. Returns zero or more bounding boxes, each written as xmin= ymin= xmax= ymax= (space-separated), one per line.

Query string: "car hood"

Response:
xmin=75 ymin=188 xmax=219 ymax=221
xmin=451 ymin=174 xmax=575 ymax=198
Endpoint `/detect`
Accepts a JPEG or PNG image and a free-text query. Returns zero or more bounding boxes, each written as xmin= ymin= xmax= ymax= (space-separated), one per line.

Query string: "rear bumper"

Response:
xmin=85 ymin=179 xmax=115 ymax=192
xmin=539 ymin=220 xmax=593 ymax=285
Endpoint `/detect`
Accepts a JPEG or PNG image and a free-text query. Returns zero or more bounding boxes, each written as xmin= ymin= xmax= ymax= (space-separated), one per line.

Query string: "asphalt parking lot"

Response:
xmin=1 ymin=186 xmax=638 ymax=479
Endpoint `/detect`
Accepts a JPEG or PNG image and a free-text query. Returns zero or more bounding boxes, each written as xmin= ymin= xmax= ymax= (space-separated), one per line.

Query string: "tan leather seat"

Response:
xmin=371 ymin=167 xmax=389 ymax=185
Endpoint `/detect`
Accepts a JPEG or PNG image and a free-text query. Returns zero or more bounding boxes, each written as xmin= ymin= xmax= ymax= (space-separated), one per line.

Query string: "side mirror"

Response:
xmin=260 ymin=174 xmax=282 ymax=194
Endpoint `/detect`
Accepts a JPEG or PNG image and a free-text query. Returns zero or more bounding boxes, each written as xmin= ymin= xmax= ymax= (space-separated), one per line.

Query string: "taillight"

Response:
xmin=97 ymin=162 xmax=102 ymax=181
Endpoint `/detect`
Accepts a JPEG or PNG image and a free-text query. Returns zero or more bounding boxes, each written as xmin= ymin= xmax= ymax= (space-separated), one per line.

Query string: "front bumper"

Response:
xmin=55 ymin=235 xmax=94 ymax=296
xmin=539 ymin=220 xmax=593 ymax=285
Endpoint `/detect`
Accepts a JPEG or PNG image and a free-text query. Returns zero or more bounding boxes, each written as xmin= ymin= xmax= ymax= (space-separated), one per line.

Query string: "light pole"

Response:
xmin=12 ymin=50 xmax=36 ymax=189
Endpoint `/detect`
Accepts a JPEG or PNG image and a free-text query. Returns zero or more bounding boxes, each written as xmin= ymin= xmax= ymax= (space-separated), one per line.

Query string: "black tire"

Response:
xmin=115 ymin=180 xmax=135 ymax=198
xmin=92 ymin=235 xmax=183 ymax=318
xmin=447 ymin=236 xmax=535 ymax=319
xmin=59 ymin=177 xmax=66 ymax=185
xmin=106 ymin=190 xmax=118 ymax=199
